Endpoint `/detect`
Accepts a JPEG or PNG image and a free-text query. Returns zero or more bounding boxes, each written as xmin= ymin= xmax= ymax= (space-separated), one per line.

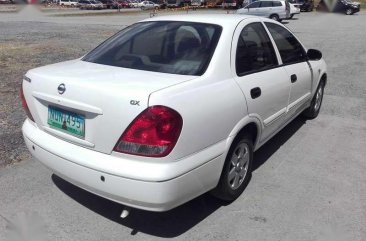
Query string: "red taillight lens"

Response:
xmin=113 ymin=106 xmax=183 ymax=157
xmin=20 ymin=82 xmax=34 ymax=122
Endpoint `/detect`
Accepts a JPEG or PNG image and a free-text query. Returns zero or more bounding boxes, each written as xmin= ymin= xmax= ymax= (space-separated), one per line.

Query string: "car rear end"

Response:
xmin=21 ymin=20 xmax=226 ymax=211
xmin=289 ymin=3 xmax=300 ymax=17
xmin=21 ymin=65 xmax=208 ymax=211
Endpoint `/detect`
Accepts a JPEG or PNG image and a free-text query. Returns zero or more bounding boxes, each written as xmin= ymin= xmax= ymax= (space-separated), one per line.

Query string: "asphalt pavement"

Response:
xmin=0 ymin=7 xmax=366 ymax=241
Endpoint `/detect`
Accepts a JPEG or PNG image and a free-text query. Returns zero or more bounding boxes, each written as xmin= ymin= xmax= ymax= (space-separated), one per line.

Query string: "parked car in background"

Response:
xmin=166 ymin=0 xmax=182 ymax=7
xmin=99 ymin=0 xmax=117 ymax=8
xmin=288 ymin=3 xmax=300 ymax=18
xmin=237 ymin=0 xmax=290 ymax=22
xmin=22 ymin=14 xmax=327 ymax=213
xmin=0 ymin=0 xmax=14 ymax=3
xmin=59 ymin=0 xmax=78 ymax=6
xmin=128 ymin=0 xmax=139 ymax=7
xmin=138 ymin=0 xmax=159 ymax=9
xmin=191 ymin=0 xmax=201 ymax=6
xmin=222 ymin=0 xmax=243 ymax=8
xmin=334 ymin=0 xmax=360 ymax=14
xmin=78 ymin=0 xmax=105 ymax=9
xmin=151 ymin=0 xmax=166 ymax=8
xmin=288 ymin=0 xmax=313 ymax=11
xmin=116 ymin=0 xmax=131 ymax=7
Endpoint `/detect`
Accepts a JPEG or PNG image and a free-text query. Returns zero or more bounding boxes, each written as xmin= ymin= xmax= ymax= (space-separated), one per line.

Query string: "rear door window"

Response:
xmin=235 ymin=22 xmax=278 ymax=76
xmin=273 ymin=1 xmax=282 ymax=6
xmin=265 ymin=22 xmax=307 ymax=64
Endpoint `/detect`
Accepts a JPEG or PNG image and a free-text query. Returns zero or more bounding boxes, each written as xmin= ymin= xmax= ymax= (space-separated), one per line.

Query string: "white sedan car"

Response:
xmin=138 ymin=0 xmax=159 ymax=9
xmin=22 ymin=14 xmax=327 ymax=212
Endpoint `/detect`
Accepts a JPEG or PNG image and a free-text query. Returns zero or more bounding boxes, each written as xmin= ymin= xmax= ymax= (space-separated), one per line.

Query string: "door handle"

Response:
xmin=250 ymin=87 xmax=261 ymax=99
xmin=291 ymin=74 xmax=297 ymax=83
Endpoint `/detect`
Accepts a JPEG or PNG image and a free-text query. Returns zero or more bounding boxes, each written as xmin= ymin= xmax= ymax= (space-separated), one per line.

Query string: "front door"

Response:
xmin=264 ymin=22 xmax=312 ymax=117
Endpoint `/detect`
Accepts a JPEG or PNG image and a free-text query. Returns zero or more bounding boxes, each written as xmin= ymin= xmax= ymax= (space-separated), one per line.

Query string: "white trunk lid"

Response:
xmin=24 ymin=60 xmax=195 ymax=154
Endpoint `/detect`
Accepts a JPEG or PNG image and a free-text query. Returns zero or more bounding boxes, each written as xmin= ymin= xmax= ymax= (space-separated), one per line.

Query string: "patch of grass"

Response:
xmin=52 ymin=9 xmax=141 ymax=17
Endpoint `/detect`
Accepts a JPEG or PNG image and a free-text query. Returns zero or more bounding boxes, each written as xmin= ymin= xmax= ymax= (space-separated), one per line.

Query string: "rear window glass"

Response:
xmin=83 ymin=21 xmax=222 ymax=76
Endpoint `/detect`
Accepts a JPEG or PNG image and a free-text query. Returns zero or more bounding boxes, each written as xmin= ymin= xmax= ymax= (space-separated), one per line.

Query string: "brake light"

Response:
xmin=113 ymin=106 xmax=183 ymax=157
xmin=20 ymin=81 xmax=34 ymax=122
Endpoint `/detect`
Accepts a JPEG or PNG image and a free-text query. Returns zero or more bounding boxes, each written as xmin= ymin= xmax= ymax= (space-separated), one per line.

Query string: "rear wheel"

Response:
xmin=269 ymin=14 xmax=279 ymax=21
xmin=302 ymin=81 xmax=325 ymax=119
xmin=211 ymin=135 xmax=253 ymax=201
xmin=289 ymin=14 xmax=294 ymax=19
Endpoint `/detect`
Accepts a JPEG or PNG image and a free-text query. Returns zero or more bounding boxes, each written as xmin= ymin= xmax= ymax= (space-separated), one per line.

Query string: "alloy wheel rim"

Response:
xmin=228 ymin=143 xmax=250 ymax=190
xmin=314 ymin=86 xmax=323 ymax=111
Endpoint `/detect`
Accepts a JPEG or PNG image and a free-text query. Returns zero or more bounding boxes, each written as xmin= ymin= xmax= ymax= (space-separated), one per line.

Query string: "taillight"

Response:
xmin=113 ymin=106 xmax=183 ymax=157
xmin=20 ymin=81 xmax=34 ymax=122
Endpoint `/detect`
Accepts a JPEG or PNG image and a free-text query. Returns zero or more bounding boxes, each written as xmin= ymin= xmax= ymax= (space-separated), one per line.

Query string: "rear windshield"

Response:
xmin=83 ymin=21 xmax=222 ymax=76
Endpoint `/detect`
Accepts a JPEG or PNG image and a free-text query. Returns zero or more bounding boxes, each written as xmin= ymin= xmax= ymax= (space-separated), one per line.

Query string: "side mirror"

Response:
xmin=307 ymin=49 xmax=322 ymax=61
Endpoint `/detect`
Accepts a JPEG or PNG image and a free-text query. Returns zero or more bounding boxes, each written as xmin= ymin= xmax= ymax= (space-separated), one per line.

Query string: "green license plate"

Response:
xmin=47 ymin=106 xmax=85 ymax=138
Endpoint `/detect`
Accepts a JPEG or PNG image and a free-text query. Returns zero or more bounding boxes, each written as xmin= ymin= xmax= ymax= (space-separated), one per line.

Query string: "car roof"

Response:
xmin=139 ymin=14 xmax=259 ymax=28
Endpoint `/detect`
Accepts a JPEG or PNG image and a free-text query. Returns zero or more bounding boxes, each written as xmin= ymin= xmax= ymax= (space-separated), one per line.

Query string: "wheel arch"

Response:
xmin=226 ymin=116 xmax=263 ymax=155
xmin=320 ymin=72 xmax=327 ymax=86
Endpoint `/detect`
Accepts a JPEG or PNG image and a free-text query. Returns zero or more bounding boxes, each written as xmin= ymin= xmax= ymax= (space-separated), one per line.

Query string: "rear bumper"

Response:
xmin=22 ymin=119 xmax=224 ymax=211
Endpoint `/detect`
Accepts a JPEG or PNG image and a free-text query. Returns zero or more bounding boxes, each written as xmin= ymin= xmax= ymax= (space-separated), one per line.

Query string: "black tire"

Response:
xmin=289 ymin=14 xmax=294 ymax=19
xmin=269 ymin=14 xmax=279 ymax=21
xmin=211 ymin=134 xmax=253 ymax=201
xmin=302 ymin=81 xmax=325 ymax=119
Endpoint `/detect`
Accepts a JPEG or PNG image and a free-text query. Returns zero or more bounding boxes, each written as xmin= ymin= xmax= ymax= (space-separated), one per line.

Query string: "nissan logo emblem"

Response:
xmin=58 ymin=83 xmax=66 ymax=95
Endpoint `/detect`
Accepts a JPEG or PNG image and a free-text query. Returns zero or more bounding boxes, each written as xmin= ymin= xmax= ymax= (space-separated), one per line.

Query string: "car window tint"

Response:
xmin=83 ymin=22 xmax=222 ymax=76
xmin=260 ymin=1 xmax=272 ymax=7
xmin=248 ymin=1 xmax=260 ymax=7
xmin=273 ymin=1 xmax=282 ymax=6
xmin=236 ymin=22 xmax=278 ymax=76
xmin=265 ymin=22 xmax=307 ymax=64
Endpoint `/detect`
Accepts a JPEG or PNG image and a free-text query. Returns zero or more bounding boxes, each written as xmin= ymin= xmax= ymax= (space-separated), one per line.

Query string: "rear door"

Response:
xmin=232 ymin=19 xmax=291 ymax=142
xmin=264 ymin=22 xmax=312 ymax=117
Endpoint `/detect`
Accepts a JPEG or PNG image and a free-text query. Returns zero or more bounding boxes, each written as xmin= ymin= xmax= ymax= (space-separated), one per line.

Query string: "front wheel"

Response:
xmin=302 ymin=81 xmax=325 ymax=119
xmin=289 ymin=14 xmax=294 ymax=19
xmin=345 ymin=8 xmax=353 ymax=15
xmin=211 ymin=135 xmax=253 ymax=201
